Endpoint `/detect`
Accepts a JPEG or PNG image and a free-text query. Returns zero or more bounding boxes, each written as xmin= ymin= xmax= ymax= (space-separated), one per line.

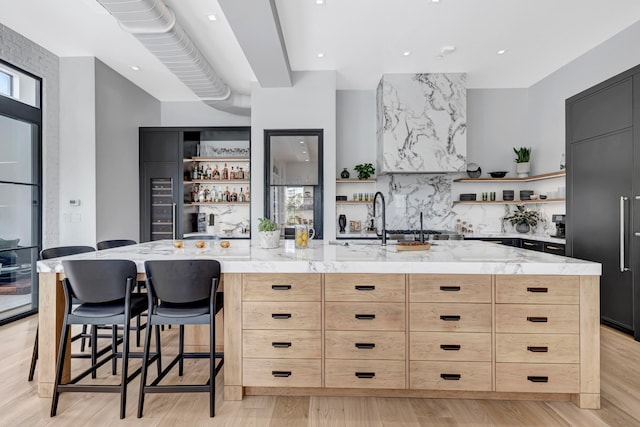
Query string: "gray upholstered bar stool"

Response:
xmin=50 ymin=259 xmax=160 ymax=419
xmin=138 ymin=259 xmax=224 ymax=418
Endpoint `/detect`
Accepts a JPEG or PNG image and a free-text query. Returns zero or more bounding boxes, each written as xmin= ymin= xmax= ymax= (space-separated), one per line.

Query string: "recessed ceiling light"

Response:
xmin=131 ymin=65 xmax=140 ymax=71
xmin=299 ymin=141 xmax=305 ymax=144
xmin=302 ymin=151 xmax=307 ymax=154
xmin=403 ymin=51 xmax=412 ymax=56
xmin=497 ymin=49 xmax=507 ymax=55
xmin=305 ymin=159 xmax=310 ymax=162
xmin=317 ymin=53 xmax=325 ymax=58
xmin=440 ymin=45 xmax=456 ymax=55
xmin=431 ymin=0 xmax=440 ymax=3
xmin=315 ymin=0 xmax=325 ymax=4
xmin=207 ymin=14 xmax=217 ymax=21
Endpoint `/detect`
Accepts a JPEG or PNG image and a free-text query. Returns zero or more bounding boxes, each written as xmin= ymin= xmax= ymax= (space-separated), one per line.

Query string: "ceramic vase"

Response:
xmin=340 ymin=168 xmax=350 ymax=179
xmin=338 ymin=214 xmax=347 ymax=233
xmin=259 ymin=230 xmax=280 ymax=249
xmin=516 ymin=223 xmax=530 ymax=233
xmin=516 ymin=162 xmax=530 ymax=178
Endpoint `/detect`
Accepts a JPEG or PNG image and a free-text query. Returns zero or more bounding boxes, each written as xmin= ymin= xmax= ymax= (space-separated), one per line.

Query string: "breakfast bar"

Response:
xmin=37 ymin=239 xmax=601 ymax=408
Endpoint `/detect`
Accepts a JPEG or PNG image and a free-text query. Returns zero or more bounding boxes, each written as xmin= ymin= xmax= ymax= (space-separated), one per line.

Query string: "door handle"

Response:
xmin=172 ymin=202 xmax=177 ymax=240
xmin=620 ymin=196 xmax=629 ymax=272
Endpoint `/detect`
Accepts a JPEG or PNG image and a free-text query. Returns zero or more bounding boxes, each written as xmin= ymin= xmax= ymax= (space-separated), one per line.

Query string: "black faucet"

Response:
xmin=373 ymin=191 xmax=386 ymax=246
xmin=419 ymin=212 xmax=425 ymax=243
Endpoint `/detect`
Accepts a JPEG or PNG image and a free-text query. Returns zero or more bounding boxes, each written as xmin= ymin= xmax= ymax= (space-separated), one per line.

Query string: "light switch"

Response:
xmin=69 ymin=199 xmax=81 ymax=207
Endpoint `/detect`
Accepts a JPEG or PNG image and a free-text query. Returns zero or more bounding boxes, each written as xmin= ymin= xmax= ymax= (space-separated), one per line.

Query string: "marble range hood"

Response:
xmin=376 ymin=73 xmax=467 ymax=174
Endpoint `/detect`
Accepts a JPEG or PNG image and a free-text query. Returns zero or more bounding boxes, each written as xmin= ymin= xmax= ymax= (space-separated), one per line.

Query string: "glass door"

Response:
xmin=0 ymin=60 xmax=42 ymax=324
xmin=0 ymin=114 xmax=40 ymax=323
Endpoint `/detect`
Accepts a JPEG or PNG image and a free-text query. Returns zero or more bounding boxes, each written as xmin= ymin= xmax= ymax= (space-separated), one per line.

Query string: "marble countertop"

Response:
xmin=37 ymin=239 xmax=599 ymax=276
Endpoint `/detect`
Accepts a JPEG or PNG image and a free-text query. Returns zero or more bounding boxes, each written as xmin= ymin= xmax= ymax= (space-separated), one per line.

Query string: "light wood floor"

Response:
xmin=2 ymin=316 xmax=640 ymax=426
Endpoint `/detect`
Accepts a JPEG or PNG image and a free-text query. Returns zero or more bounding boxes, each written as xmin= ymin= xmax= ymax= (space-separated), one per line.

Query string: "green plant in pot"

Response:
xmin=354 ymin=163 xmax=375 ymax=180
xmin=258 ymin=217 xmax=280 ymax=249
xmin=502 ymin=204 xmax=544 ymax=234
xmin=513 ymin=147 xmax=531 ymax=178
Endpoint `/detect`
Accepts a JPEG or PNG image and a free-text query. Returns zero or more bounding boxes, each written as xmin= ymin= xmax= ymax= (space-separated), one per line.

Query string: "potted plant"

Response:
xmin=354 ymin=163 xmax=375 ymax=180
xmin=258 ymin=217 xmax=280 ymax=249
xmin=502 ymin=204 xmax=544 ymax=234
xmin=513 ymin=147 xmax=531 ymax=177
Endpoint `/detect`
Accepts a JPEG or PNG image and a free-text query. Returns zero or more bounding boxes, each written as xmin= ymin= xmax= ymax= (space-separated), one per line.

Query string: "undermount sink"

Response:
xmin=328 ymin=240 xmax=385 ymax=246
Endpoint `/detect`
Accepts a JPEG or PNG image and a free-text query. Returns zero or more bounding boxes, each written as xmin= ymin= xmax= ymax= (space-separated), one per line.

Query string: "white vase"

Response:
xmin=516 ymin=162 xmax=530 ymax=178
xmin=259 ymin=230 xmax=280 ymax=249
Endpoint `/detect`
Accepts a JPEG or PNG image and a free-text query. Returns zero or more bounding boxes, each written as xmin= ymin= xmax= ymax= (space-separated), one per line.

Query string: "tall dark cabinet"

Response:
xmin=566 ymin=64 xmax=640 ymax=339
xmin=139 ymin=127 xmax=251 ymax=243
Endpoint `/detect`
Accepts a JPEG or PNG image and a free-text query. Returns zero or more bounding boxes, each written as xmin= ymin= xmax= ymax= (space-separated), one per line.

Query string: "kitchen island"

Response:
xmin=37 ymin=239 xmax=601 ymax=408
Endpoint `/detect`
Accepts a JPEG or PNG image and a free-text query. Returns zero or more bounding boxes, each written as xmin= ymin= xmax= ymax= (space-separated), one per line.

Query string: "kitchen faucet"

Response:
xmin=373 ymin=191 xmax=386 ymax=246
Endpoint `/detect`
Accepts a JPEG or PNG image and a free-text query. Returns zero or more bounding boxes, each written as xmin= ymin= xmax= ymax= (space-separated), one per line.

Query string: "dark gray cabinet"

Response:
xmin=467 ymin=237 xmax=565 ymax=256
xmin=566 ymin=65 xmax=640 ymax=339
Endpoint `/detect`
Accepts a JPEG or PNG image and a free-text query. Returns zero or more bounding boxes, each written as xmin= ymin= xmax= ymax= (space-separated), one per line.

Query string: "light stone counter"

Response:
xmin=37 ymin=239 xmax=598 ymax=276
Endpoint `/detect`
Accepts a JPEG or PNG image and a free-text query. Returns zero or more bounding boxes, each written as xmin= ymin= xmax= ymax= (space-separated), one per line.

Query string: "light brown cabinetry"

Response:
xmin=494 ymin=275 xmax=581 ymax=394
xmin=324 ymin=274 xmax=406 ymax=389
xmin=242 ymin=273 xmax=322 ymax=387
xmin=408 ymin=274 xmax=493 ymax=391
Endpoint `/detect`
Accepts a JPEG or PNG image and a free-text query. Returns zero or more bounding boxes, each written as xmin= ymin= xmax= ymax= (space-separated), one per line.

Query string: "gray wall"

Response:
xmin=95 ymin=59 xmax=160 ymax=243
xmin=251 ymin=71 xmax=337 ymax=239
xmin=161 ymin=101 xmax=250 ymax=127
xmin=0 ymin=23 xmax=59 ymax=247
xmin=336 ymin=90 xmax=376 ymax=177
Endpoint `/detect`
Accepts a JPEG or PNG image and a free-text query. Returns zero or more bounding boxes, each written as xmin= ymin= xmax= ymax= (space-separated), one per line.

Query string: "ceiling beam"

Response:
xmin=218 ymin=0 xmax=292 ymax=88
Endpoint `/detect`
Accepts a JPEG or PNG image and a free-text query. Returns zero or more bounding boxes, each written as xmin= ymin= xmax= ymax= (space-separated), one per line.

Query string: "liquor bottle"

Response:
xmin=212 ymin=164 xmax=220 ymax=180
xmin=222 ymin=163 xmax=229 ymax=180
xmin=211 ymin=186 xmax=218 ymax=203
xmin=244 ymin=187 xmax=250 ymax=202
xmin=191 ymin=163 xmax=198 ymax=180
xmin=230 ymin=166 xmax=236 ymax=180
xmin=205 ymin=164 xmax=212 ymax=179
xmin=239 ymin=187 xmax=245 ymax=202
xmin=225 ymin=186 xmax=231 ymax=202
xmin=237 ymin=167 xmax=244 ymax=180
xmin=245 ymin=164 xmax=250 ymax=180
xmin=231 ymin=188 xmax=238 ymax=202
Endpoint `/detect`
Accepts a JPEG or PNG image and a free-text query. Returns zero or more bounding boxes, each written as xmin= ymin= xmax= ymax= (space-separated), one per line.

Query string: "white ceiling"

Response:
xmin=1 ymin=0 xmax=640 ymax=103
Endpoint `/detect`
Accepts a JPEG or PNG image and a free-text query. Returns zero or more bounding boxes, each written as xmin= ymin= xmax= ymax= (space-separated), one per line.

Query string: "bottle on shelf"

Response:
xmin=212 ymin=164 xmax=220 ymax=180
xmin=211 ymin=186 xmax=218 ymax=203
xmin=231 ymin=187 xmax=238 ymax=202
xmin=222 ymin=163 xmax=229 ymax=180
xmin=225 ymin=186 xmax=231 ymax=202
xmin=230 ymin=166 xmax=236 ymax=180
xmin=244 ymin=164 xmax=250 ymax=180
xmin=239 ymin=187 xmax=245 ymax=202
xmin=244 ymin=186 xmax=250 ymax=202
xmin=191 ymin=163 xmax=198 ymax=180
xmin=237 ymin=167 xmax=244 ymax=180
xmin=205 ymin=163 xmax=212 ymax=179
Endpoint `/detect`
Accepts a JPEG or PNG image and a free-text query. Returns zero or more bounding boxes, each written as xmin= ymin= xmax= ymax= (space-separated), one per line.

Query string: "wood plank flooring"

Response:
xmin=1 ymin=316 xmax=640 ymax=426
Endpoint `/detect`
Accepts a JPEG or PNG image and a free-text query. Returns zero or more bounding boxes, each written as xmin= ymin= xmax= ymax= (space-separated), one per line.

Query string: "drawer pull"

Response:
xmin=271 ymin=313 xmax=292 ymax=319
xmin=355 ymin=343 xmax=376 ymax=349
xmin=526 ymin=316 xmax=548 ymax=323
xmin=527 ymin=375 xmax=549 ymax=383
xmin=546 ymin=245 xmax=562 ymax=251
xmin=355 ymin=285 xmax=375 ymax=291
xmin=355 ymin=372 xmax=375 ymax=379
xmin=440 ymin=344 xmax=461 ymax=351
xmin=271 ymin=342 xmax=292 ymax=348
xmin=272 ymin=371 xmax=292 ymax=378
xmin=527 ymin=287 xmax=548 ymax=293
xmin=440 ymin=315 xmax=461 ymax=321
xmin=439 ymin=286 xmax=461 ymax=291
xmin=271 ymin=285 xmax=292 ymax=291
xmin=523 ymin=242 xmax=537 ymax=247
xmin=355 ymin=314 xmax=376 ymax=320
xmin=527 ymin=346 xmax=548 ymax=353
xmin=440 ymin=373 xmax=461 ymax=381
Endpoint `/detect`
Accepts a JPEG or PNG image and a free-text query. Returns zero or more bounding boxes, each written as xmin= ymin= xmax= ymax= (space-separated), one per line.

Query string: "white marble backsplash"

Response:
xmin=377 ymin=73 xmax=467 ymax=173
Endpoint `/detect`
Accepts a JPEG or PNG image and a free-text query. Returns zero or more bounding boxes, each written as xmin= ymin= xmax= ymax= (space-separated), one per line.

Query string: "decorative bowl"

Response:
xmin=220 ymin=240 xmax=230 ymax=248
xmin=466 ymin=163 xmax=481 ymax=178
xmin=173 ymin=240 xmax=184 ymax=248
xmin=529 ymin=195 xmax=539 ymax=200
xmin=489 ymin=171 xmax=507 ymax=178
xmin=195 ymin=240 xmax=206 ymax=248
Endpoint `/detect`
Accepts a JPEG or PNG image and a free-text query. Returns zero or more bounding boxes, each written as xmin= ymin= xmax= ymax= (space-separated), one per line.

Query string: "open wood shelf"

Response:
xmin=453 ymin=198 xmax=565 ymax=205
xmin=336 ymin=178 xmax=376 ymax=183
xmin=453 ymin=170 xmax=565 ymax=183
xmin=185 ymin=157 xmax=250 ymax=162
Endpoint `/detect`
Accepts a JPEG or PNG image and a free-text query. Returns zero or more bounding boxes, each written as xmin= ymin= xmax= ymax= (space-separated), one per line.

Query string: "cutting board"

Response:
xmin=395 ymin=242 xmax=431 ymax=251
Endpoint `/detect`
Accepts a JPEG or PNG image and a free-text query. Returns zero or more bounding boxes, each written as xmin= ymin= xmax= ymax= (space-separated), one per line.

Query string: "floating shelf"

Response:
xmin=184 ymin=202 xmax=250 ymax=206
xmin=453 ymin=198 xmax=566 ymax=205
xmin=336 ymin=178 xmax=376 ymax=183
xmin=185 ymin=157 xmax=250 ymax=162
xmin=184 ymin=180 xmax=250 ymax=184
xmin=336 ymin=201 xmax=374 ymax=205
xmin=453 ymin=170 xmax=565 ymax=183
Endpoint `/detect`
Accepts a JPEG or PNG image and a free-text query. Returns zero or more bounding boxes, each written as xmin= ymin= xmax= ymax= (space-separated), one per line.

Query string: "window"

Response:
xmin=0 ymin=70 xmax=13 ymax=97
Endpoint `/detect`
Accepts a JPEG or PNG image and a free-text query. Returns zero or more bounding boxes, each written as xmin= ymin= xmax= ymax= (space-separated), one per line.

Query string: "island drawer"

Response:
xmin=325 ymin=359 xmax=405 ymax=389
xmin=495 ymin=363 xmax=579 ymax=393
xmin=495 ymin=275 xmax=579 ymax=305
xmin=409 ymin=274 xmax=492 ymax=303
xmin=325 ymin=302 xmax=405 ymax=331
xmin=410 ymin=332 xmax=491 ymax=362
xmin=243 ymin=302 xmax=321 ymax=330
xmin=410 ymin=303 xmax=491 ymax=332
xmin=243 ymin=358 xmax=321 ymax=387
xmin=410 ymin=361 xmax=492 ymax=391
xmin=325 ymin=331 xmax=405 ymax=360
xmin=243 ymin=273 xmax=321 ymax=302
xmin=325 ymin=274 xmax=405 ymax=302
xmin=243 ymin=330 xmax=322 ymax=359
xmin=496 ymin=333 xmax=579 ymax=363
xmin=495 ymin=304 xmax=579 ymax=334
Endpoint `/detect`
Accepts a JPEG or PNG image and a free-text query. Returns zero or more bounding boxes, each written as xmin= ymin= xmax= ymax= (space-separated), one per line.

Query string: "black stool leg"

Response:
xmin=210 ymin=316 xmax=215 ymax=417
xmin=112 ymin=325 xmax=118 ymax=375
xmin=80 ymin=325 xmax=88 ymax=352
xmin=155 ymin=325 xmax=162 ymax=377
xmin=51 ymin=320 xmax=70 ymax=416
xmin=178 ymin=325 xmax=184 ymax=376
xmin=137 ymin=318 xmax=155 ymax=418
xmin=91 ymin=325 xmax=98 ymax=379
xmin=119 ymin=317 xmax=131 ymax=419
xmin=28 ymin=327 xmax=38 ymax=381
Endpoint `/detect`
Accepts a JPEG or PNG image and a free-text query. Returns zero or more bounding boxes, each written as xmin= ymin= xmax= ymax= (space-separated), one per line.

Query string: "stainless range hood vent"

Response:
xmin=97 ymin=0 xmax=250 ymax=116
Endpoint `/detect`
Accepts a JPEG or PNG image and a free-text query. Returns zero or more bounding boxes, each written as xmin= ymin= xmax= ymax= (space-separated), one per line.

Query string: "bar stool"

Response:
xmin=28 ymin=245 xmax=96 ymax=382
xmin=50 ymin=259 xmax=159 ymax=419
xmin=138 ymin=259 xmax=224 ymax=418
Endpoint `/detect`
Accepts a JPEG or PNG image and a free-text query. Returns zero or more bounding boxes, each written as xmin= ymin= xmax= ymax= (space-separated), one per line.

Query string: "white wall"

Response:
xmin=161 ymin=101 xmax=250 ymax=127
xmin=95 ymin=59 xmax=160 ymax=243
xmin=59 ymin=57 xmax=96 ymax=246
xmin=336 ymin=90 xmax=376 ymax=177
xmin=251 ymin=71 xmax=337 ymax=239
